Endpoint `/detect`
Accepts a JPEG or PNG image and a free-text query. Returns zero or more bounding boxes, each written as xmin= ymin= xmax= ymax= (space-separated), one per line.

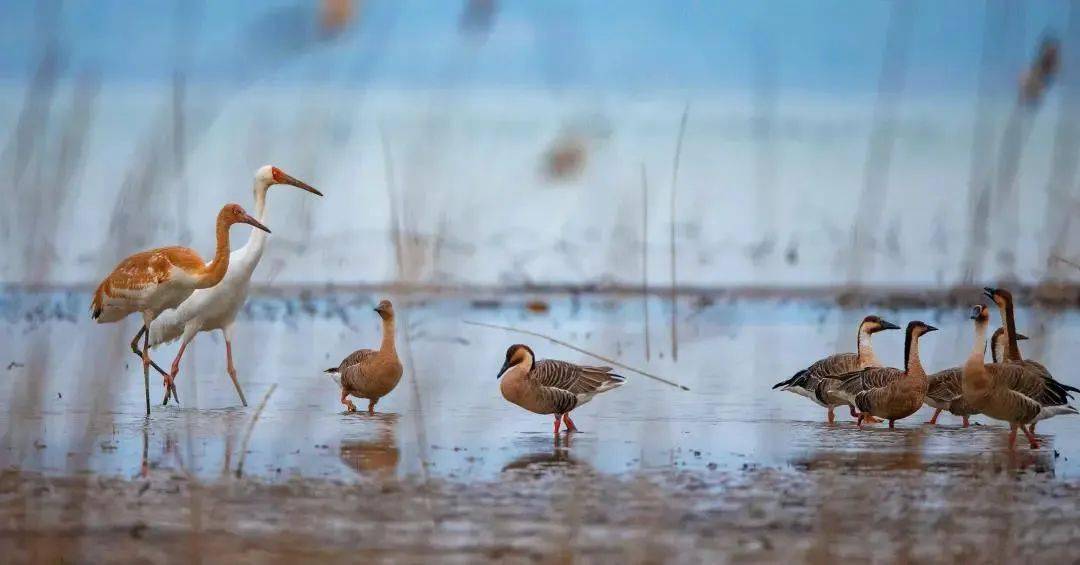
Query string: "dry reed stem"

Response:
xmin=464 ymin=320 xmax=689 ymax=390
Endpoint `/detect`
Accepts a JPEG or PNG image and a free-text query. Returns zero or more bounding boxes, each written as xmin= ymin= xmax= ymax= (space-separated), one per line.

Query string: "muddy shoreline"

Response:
xmin=4 ymin=465 xmax=1079 ymax=563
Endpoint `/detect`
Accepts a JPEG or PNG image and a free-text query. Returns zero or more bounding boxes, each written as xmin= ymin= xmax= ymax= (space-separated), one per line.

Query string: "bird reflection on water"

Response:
xmin=501 ymin=434 xmax=583 ymax=475
xmin=339 ymin=412 xmax=401 ymax=478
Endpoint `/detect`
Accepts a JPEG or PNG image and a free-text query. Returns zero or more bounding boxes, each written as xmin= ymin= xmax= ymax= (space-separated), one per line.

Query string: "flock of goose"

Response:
xmin=774 ymin=288 xmax=1079 ymax=449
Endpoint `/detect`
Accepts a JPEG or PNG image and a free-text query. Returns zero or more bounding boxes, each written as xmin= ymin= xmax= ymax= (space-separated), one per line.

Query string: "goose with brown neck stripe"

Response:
xmin=961 ymin=304 xmax=1077 ymax=449
xmin=829 ymin=321 xmax=937 ymax=429
xmin=984 ymin=287 xmax=1080 ymax=432
xmin=497 ymin=344 xmax=625 ymax=434
xmin=923 ymin=327 xmax=1027 ymax=427
xmin=772 ymin=315 xmax=900 ymax=424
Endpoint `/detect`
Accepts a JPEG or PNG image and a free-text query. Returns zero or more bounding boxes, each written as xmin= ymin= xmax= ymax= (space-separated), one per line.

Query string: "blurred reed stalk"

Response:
xmin=669 ymin=103 xmax=689 ymax=362
xmin=640 ymin=163 xmax=651 ymax=361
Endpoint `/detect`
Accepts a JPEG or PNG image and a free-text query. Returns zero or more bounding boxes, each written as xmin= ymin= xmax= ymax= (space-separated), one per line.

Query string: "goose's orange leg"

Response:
xmin=553 ymin=414 xmax=562 ymax=435
xmin=962 ymin=415 xmax=970 ymax=428
xmin=1008 ymin=424 xmax=1019 ymax=450
xmin=367 ymin=399 xmax=377 ymax=415
xmin=562 ymin=413 xmax=579 ymax=432
xmin=1021 ymin=424 xmax=1040 ymax=449
xmin=927 ymin=408 xmax=942 ymax=425
xmin=340 ymin=390 xmax=357 ymax=412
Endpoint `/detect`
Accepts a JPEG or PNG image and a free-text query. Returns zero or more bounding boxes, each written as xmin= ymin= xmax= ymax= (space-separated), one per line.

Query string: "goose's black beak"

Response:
xmin=881 ymin=320 xmax=901 ymax=330
xmin=497 ymin=360 xmax=511 ymax=380
xmin=983 ymin=287 xmax=997 ymax=299
xmin=1017 ymin=333 xmax=1030 ymax=341
xmin=923 ymin=324 xmax=939 ymax=333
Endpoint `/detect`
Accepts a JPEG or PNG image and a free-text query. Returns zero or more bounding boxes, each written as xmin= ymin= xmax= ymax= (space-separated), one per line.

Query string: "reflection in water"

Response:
xmin=788 ymin=425 xmax=1057 ymax=476
xmin=339 ymin=413 xmax=400 ymax=478
xmin=501 ymin=434 xmax=584 ymax=474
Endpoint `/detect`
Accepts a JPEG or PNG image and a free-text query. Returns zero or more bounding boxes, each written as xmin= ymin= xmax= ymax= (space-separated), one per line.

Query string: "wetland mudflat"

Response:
xmin=3 ymin=290 xmax=1080 ymax=561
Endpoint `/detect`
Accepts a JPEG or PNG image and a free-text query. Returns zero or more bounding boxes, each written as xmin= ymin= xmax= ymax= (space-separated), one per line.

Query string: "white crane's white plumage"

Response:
xmin=149 ymin=165 xmax=322 ymax=406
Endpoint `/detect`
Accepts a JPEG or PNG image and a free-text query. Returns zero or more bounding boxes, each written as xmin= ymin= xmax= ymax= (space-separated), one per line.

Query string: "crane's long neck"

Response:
xmin=999 ymin=299 xmax=1023 ymax=362
xmin=855 ymin=324 xmax=876 ymax=365
xmin=903 ymin=328 xmax=923 ymax=375
xmin=380 ymin=317 xmax=397 ymax=355
xmin=242 ymin=181 xmax=272 ymax=263
xmin=197 ymin=215 xmax=233 ymax=289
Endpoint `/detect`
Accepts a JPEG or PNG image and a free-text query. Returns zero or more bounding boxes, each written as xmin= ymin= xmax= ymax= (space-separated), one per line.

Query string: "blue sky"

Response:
xmin=0 ymin=0 xmax=1073 ymax=94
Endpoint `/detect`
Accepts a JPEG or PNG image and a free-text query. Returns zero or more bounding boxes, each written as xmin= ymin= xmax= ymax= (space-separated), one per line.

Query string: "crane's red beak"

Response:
xmin=272 ymin=167 xmax=323 ymax=196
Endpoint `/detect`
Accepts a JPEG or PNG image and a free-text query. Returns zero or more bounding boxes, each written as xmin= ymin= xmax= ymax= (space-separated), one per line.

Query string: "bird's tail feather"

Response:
xmin=595 ymin=373 xmax=625 ymax=393
xmin=773 ymin=369 xmax=809 ymax=390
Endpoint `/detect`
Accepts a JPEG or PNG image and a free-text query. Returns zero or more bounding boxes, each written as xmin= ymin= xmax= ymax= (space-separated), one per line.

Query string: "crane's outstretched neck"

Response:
xmin=197 ymin=209 xmax=235 ymax=289
xmin=237 ymin=178 xmax=273 ymax=268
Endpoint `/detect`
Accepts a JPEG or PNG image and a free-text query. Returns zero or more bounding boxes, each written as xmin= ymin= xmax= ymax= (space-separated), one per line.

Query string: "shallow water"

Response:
xmin=3 ymin=290 xmax=1079 ymax=484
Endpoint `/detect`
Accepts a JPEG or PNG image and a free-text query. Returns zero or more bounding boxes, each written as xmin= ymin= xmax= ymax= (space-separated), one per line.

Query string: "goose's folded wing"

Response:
xmin=999 ymin=388 xmax=1044 ymax=423
xmin=988 ymin=362 xmax=1071 ymax=407
xmin=535 ymin=385 xmax=580 ymax=415
xmin=835 ymin=367 xmax=902 ymax=394
xmin=853 ymin=386 xmax=893 ymax=415
xmin=532 ymin=360 xmax=625 ymax=395
xmin=806 ymin=353 xmax=860 ymax=377
xmin=926 ymin=368 xmax=962 ymax=402
xmin=339 ymin=349 xmax=377 ymax=371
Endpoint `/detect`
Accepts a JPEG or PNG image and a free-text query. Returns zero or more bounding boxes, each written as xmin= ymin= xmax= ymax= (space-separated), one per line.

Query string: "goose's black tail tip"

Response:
xmin=773 ymin=369 xmax=808 ymax=390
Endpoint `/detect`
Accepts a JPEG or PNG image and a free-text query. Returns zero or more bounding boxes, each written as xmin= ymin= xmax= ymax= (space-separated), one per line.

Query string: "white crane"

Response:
xmin=149 ymin=166 xmax=322 ymax=406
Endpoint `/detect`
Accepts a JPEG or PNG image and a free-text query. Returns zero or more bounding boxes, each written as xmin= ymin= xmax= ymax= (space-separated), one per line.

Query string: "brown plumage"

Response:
xmin=985 ymin=287 xmax=1080 ymax=432
xmin=924 ymin=327 xmax=1027 ymax=427
xmin=830 ymin=321 xmax=937 ymax=428
xmin=90 ymin=203 xmax=269 ymax=415
xmin=325 ymin=299 xmax=403 ymax=414
xmin=772 ymin=315 xmax=900 ymax=423
xmin=497 ymin=344 xmax=625 ymax=434
xmin=960 ymin=304 xmax=1077 ymax=450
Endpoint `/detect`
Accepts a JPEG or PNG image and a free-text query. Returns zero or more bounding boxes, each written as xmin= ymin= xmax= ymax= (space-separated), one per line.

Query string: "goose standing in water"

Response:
xmin=961 ymin=304 xmax=1077 ymax=449
xmin=772 ymin=316 xmax=900 ymax=423
xmin=497 ymin=344 xmax=625 ymax=434
xmin=924 ymin=328 xmax=1027 ymax=427
xmin=984 ymin=287 xmax=1079 ymax=431
xmin=830 ymin=321 xmax=937 ymax=428
xmin=325 ymin=300 xmax=403 ymax=414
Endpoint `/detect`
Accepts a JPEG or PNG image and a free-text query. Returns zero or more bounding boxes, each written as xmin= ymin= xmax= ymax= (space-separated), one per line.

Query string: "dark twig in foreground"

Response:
xmin=235 ymin=384 xmax=277 ymax=478
xmin=464 ymin=320 xmax=689 ymax=391
xmin=1052 ymin=254 xmax=1080 ymax=271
